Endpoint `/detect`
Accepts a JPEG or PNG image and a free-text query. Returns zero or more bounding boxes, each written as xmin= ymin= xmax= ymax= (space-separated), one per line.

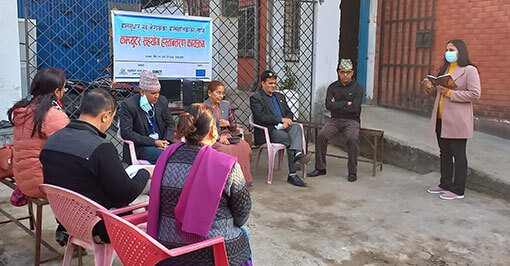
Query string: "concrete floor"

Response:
xmin=1 ymin=146 xmax=510 ymax=265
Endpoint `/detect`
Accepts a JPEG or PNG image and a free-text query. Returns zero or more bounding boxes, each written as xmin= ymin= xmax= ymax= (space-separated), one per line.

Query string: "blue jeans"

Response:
xmin=138 ymin=146 xmax=163 ymax=164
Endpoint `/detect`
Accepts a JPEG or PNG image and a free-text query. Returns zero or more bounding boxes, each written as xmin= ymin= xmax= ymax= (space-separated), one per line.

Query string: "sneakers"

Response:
xmin=427 ymin=185 xmax=447 ymax=194
xmin=439 ymin=191 xmax=464 ymax=200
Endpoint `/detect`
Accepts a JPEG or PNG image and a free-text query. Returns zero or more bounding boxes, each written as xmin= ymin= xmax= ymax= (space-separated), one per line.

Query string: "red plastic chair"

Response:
xmin=96 ymin=209 xmax=229 ymax=266
xmin=249 ymin=115 xmax=307 ymax=184
xmin=39 ymin=184 xmax=149 ymax=266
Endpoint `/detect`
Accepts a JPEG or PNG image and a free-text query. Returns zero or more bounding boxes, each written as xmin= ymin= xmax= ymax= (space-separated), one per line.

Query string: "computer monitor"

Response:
xmin=159 ymin=79 xmax=182 ymax=103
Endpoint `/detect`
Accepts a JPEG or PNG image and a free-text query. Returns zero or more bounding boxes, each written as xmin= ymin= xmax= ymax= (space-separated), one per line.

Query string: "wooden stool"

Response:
xmin=299 ymin=121 xmax=384 ymax=177
xmin=0 ymin=177 xmax=62 ymax=265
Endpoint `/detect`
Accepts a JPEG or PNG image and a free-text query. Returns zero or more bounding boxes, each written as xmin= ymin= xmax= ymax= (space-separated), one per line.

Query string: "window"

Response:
xmin=238 ymin=6 xmax=255 ymax=57
xmin=284 ymin=0 xmax=300 ymax=61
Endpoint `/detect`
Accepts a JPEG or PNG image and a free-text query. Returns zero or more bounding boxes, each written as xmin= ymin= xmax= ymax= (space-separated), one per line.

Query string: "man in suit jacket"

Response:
xmin=250 ymin=70 xmax=310 ymax=187
xmin=120 ymin=71 xmax=174 ymax=164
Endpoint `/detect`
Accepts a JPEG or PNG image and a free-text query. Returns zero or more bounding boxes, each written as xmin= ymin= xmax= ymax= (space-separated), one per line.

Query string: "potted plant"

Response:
xmin=278 ymin=65 xmax=300 ymax=119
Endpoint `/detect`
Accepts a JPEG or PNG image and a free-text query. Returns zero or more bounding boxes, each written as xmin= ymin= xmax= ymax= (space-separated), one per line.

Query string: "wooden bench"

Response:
xmin=0 ymin=177 xmax=62 ymax=265
xmin=298 ymin=121 xmax=384 ymax=177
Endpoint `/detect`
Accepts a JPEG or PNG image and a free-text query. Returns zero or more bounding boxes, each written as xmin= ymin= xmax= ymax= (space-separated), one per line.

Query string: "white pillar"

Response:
xmin=365 ymin=0 xmax=378 ymax=103
xmin=311 ymin=0 xmax=341 ymax=122
xmin=0 ymin=1 xmax=22 ymax=121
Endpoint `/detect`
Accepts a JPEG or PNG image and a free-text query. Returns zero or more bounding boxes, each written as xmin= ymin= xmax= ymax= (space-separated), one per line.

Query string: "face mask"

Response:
xmin=140 ymin=95 xmax=152 ymax=113
xmin=445 ymin=51 xmax=458 ymax=63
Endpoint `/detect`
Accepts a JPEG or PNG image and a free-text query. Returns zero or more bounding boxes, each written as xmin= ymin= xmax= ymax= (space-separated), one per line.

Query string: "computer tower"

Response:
xmin=182 ymin=80 xmax=204 ymax=106
xmin=159 ymin=80 xmax=182 ymax=103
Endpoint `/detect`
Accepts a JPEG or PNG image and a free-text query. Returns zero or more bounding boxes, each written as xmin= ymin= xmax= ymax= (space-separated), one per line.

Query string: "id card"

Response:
xmin=149 ymin=133 xmax=159 ymax=140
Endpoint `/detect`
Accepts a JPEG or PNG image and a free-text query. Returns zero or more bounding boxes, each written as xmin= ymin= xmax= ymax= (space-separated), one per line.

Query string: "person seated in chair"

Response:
xmin=203 ymin=80 xmax=253 ymax=187
xmin=249 ymin=70 xmax=310 ymax=187
xmin=308 ymin=59 xmax=364 ymax=182
xmin=147 ymin=103 xmax=252 ymax=266
xmin=119 ymin=70 xmax=175 ymax=164
xmin=40 ymin=89 xmax=150 ymax=243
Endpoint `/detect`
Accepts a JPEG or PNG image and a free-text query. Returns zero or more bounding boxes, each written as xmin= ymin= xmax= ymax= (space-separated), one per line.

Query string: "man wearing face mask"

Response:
xmin=120 ymin=71 xmax=175 ymax=164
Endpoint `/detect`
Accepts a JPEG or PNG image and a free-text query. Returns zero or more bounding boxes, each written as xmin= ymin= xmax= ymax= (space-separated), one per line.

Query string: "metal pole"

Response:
xmin=253 ymin=0 xmax=260 ymax=90
xmin=24 ymin=1 xmax=30 ymax=96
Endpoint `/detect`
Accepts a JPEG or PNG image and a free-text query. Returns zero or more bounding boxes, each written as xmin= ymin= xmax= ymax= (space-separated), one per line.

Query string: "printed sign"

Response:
xmin=111 ymin=10 xmax=212 ymax=81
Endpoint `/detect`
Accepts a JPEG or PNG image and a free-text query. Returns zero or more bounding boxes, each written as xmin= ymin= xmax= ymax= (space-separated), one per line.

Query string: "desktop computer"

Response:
xmin=159 ymin=79 xmax=205 ymax=108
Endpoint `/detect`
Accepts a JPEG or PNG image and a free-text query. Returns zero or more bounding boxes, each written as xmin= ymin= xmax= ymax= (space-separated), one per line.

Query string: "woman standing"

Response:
xmin=8 ymin=67 xmax=69 ymax=198
xmin=423 ymin=39 xmax=481 ymax=200
xmin=204 ymin=80 xmax=253 ymax=187
xmin=147 ymin=103 xmax=252 ymax=266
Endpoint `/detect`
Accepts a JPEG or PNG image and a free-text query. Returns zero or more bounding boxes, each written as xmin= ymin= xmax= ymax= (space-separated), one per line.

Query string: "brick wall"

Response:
xmin=375 ymin=0 xmax=510 ymax=119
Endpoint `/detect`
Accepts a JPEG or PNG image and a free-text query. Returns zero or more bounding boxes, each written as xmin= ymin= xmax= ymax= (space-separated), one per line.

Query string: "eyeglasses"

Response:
xmin=339 ymin=71 xmax=353 ymax=75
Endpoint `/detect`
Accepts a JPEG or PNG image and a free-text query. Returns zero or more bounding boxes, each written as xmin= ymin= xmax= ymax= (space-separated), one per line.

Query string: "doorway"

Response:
xmin=338 ymin=0 xmax=360 ymax=79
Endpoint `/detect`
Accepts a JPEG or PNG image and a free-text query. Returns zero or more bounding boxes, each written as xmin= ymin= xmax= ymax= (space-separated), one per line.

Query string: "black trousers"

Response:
xmin=436 ymin=119 xmax=468 ymax=195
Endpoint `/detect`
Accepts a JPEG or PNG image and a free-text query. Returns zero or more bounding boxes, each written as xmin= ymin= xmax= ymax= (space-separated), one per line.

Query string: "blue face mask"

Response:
xmin=445 ymin=51 xmax=458 ymax=63
xmin=139 ymin=95 xmax=152 ymax=113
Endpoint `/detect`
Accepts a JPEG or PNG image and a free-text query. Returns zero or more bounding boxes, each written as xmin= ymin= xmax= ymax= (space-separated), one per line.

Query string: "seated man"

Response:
xmin=250 ymin=70 xmax=310 ymax=187
xmin=120 ymin=71 xmax=175 ymax=164
xmin=41 ymin=89 xmax=150 ymax=243
xmin=308 ymin=59 xmax=364 ymax=182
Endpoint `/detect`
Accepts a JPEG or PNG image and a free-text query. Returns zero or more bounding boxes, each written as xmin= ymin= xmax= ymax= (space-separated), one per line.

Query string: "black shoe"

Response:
xmin=294 ymin=153 xmax=311 ymax=164
xmin=55 ymin=230 xmax=69 ymax=247
xmin=308 ymin=169 xmax=326 ymax=177
xmin=287 ymin=174 xmax=307 ymax=187
xmin=348 ymin=174 xmax=357 ymax=182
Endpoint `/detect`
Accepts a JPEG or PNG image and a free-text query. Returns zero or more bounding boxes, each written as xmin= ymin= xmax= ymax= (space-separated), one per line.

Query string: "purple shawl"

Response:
xmin=147 ymin=142 xmax=237 ymax=241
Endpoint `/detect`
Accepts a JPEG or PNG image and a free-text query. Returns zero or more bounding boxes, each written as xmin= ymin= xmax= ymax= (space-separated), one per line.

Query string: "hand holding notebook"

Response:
xmin=427 ymin=74 xmax=457 ymax=89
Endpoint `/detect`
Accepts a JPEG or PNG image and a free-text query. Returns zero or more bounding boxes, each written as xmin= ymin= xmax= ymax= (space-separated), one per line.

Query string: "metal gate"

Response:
xmin=22 ymin=0 xmax=315 ymax=151
xmin=377 ymin=0 xmax=436 ymax=112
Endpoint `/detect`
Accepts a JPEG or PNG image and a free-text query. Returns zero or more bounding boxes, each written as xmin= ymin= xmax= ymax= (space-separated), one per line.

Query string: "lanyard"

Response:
xmin=145 ymin=108 xmax=156 ymax=133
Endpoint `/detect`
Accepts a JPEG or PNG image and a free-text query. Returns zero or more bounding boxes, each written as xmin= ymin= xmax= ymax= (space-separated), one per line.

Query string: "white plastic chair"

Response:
xmin=249 ymin=115 xmax=306 ymax=184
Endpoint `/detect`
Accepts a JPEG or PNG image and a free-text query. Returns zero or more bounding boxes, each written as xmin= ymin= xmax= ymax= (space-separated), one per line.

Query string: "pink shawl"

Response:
xmin=147 ymin=142 xmax=237 ymax=241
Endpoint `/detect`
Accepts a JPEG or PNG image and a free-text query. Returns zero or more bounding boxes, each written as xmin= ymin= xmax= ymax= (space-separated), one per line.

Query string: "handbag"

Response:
xmin=0 ymin=144 xmax=14 ymax=179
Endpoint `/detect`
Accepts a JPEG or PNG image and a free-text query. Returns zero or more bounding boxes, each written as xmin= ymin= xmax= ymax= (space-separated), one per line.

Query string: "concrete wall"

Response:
xmin=210 ymin=0 xmax=238 ymax=91
xmin=0 ymin=1 xmax=22 ymax=121
xmin=311 ymin=0 xmax=341 ymax=122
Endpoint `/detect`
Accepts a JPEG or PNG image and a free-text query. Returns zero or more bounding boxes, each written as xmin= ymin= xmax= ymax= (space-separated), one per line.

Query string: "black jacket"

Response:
xmin=325 ymin=80 xmax=364 ymax=121
xmin=249 ymin=90 xmax=294 ymax=145
xmin=40 ymin=120 xmax=149 ymax=209
xmin=119 ymin=94 xmax=175 ymax=163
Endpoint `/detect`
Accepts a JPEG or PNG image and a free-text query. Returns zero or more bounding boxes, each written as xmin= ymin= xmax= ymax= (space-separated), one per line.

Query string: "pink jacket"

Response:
xmin=429 ymin=65 xmax=481 ymax=139
xmin=12 ymin=106 xmax=69 ymax=198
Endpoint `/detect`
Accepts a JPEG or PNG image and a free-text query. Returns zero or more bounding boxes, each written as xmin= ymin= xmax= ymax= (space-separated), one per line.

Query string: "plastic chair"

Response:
xmin=249 ymin=115 xmax=307 ymax=184
xmin=39 ymin=184 xmax=149 ymax=266
xmin=96 ymin=209 xmax=229 ymax=266
xmin=116 ymin=123 xmax=151 ymax=165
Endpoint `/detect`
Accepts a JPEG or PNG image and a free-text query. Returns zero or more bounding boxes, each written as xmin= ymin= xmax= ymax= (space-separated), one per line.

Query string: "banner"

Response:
xmin=111 ymin=11 xmax=212 ymax=82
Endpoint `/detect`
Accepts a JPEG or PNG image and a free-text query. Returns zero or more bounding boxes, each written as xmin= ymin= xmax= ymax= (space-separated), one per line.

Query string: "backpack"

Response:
xmin=0 ymin=144 xmax=14 ymax=179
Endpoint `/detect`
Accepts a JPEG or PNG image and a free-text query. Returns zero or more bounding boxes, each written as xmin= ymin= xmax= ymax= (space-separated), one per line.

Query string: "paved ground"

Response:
xmin=1 ymin=146 xmax=510 ymax=265
xmin=359 ymin=105 xmax=510 ymax=197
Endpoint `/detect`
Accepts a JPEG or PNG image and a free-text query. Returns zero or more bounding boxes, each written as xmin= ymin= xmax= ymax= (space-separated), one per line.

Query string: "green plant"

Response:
xmin=278 ymin=65 xmax=298 ymax=91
